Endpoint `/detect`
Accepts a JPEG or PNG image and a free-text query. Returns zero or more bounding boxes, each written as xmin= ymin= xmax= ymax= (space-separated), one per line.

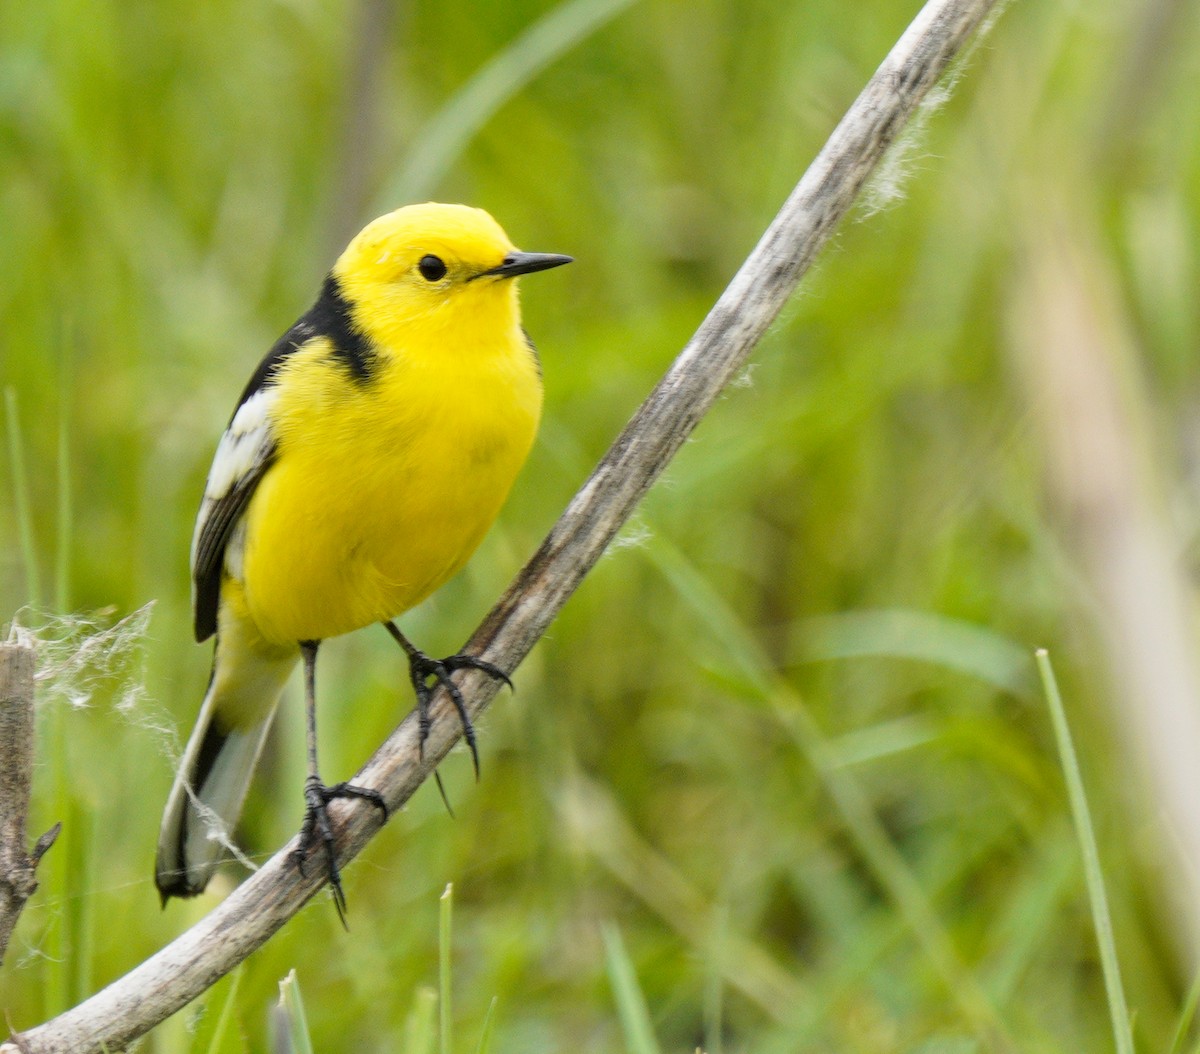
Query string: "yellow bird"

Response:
xmin=155 ymin=203 xmax=571 ymax=913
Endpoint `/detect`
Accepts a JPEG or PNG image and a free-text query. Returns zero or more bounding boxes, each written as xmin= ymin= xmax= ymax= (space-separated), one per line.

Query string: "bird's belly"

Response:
xmin=237 ymin=404 xmax=535 ymax=645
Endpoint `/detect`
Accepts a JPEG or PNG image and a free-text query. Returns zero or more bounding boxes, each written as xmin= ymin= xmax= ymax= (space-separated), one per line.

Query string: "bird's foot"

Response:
xmin=407 ymin=651 xmax=512 ymax=779
xmin=294 ymin=775 xmax=388 ymax=927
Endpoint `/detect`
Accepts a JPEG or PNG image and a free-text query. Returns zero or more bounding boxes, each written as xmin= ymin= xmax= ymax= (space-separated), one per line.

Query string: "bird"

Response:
xmin=155 ymin=202 xmax=572 ymax=917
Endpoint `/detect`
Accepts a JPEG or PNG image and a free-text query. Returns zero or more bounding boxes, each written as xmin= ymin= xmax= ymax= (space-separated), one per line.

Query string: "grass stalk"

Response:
xmin=703 ymin=903 xmax=728 ymax=1054
xmin=473 ymin=997 xmax=498 ymax=1054
xmin=602 ymin=922 xmax=663 ymax=1054
xmin=439 ymin=883 xmax=453 ymax=1054
xmin=405 ymin=988 xmax=438 ymax=1054
xmin=1035 ymin=650 xmax=1134 ymax=1054
xmin=1168 ymin=969 xmax=1200 ymax=1054
xmin=198 ymin=967 xmax=244 ymax=1054
xmin=276 ymin=969 xmax=315 ymax=1054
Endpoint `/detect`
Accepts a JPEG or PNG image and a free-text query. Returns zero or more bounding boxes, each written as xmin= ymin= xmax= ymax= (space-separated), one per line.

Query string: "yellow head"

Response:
xmin=331 ymin=202 xmax=571 ymax=351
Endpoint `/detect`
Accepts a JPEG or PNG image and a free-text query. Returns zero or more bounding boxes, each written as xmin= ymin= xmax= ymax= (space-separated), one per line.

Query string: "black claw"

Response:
xmin=433 ymin=769 xmax=456 ymax=818
xmin=325 ymin=780 xmax=389 ymax=821
xmin=383 ymin=622 xmax=512 ymax=790
xmin=444 ymin=654 xmax=513 ymax=693
xmin=411 ymin=659 xmax=507 ymax=776
xmin=293 ymin=776 xmax=388 ymax=928
xmin=439 ymin=672 xmax=480 ymax=779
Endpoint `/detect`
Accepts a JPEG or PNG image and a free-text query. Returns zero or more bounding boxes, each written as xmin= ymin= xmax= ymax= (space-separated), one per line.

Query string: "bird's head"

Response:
xmin=332 ymin=203 xmax=571 ymax=350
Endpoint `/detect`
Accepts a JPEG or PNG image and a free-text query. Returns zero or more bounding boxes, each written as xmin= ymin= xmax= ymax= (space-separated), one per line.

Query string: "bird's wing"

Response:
xmin=190 ymin=315 xmax=323 ymax=643
xmin=190 ymin=387 xmax=279 ymax=642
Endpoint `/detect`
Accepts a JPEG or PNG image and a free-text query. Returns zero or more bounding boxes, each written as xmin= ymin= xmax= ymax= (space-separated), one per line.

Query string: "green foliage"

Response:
xmin=3 ymin=0 xmax=1200 ymax=1051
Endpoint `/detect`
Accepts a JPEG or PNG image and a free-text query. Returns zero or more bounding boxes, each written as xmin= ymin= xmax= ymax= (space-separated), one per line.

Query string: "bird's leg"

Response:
xmin=382 ymin=621 xmax=512 ymax=780
xmin=294 ymin=639 xmax=388 ymax=927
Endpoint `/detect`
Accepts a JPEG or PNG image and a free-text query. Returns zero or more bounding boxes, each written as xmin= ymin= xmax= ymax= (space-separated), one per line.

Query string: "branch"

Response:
xmin=4 ymin=0 xmax=1002 ymax=1048
xmin=0 ymin=642 xmax=59 ymax=968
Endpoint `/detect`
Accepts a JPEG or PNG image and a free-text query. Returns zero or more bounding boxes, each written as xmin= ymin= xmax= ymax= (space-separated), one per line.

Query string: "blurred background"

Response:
xmin=3 ymin=0 xmax=1200 ymax=1050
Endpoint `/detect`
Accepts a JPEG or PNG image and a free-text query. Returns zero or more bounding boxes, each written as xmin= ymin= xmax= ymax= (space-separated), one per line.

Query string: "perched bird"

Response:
xmin=155 ymin=203 xmax=571 ymax=915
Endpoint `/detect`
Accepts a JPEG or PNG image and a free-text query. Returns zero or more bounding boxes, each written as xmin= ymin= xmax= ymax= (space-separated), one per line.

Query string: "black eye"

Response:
xmin=418 ymin=254 xmax=447 ymax=281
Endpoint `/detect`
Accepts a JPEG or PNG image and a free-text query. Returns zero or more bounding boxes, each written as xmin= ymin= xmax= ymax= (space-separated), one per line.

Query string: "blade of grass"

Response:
xmin=473 ymin=996 xmax=499 ymax=1054
xmin=383 ymin=0 xmax=640 ymax=204
xmin=4 ymin=386 xmax=42 ymax=610
xmin=1035 ymin=650 xmax=1134 ymax=1054
xmin=702 ymin=903 xmax=728 ymax=1054
xmin=439 ymin=883 xmax=452 ymax=1054
xmin=601 ymin=922 xmax=663 ymax=1054
xmin=1168 ymin=968 xmax=1200 ymax=1054
xmin=793 ymin=609 xmax=1034 ymax=698
xmin=194 ymin=966 xmax=244 ymax=1054
xmin=276 ymin=970 xmax=315 ymax=1054
xmin=405 ymin=987 xmax=438 ymax=1054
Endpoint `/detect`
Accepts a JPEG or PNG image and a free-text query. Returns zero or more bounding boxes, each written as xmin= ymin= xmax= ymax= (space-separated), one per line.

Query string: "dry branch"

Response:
xmin=2 ymin=0 xmax=1003 ymax=1048
xmin=0 ymin=642 xmax=59 ymax=968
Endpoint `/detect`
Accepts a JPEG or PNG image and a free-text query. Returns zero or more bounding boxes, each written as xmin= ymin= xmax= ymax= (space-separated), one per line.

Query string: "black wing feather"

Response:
xmin=191 ymin=446 xmax=276 ymax=641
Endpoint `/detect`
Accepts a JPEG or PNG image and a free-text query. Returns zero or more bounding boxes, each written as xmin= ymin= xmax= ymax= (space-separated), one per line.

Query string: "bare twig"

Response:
xmin=0 ymin=642 xmax=59 ymax=968
xmin=2 ymin=0 xmax=1002 ymax=1049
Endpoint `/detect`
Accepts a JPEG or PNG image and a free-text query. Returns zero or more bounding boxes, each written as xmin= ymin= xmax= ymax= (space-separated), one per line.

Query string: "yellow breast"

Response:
xmin=238 ymin=331 xmax=541 ymax=645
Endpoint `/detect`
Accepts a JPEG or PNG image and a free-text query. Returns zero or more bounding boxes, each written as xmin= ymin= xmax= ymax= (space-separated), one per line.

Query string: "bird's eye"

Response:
xmin=418 ymin=254 xmax=448 ymax=282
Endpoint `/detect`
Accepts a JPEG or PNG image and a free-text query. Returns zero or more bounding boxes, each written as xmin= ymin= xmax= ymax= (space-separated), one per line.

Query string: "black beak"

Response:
xmin=477 ymin=251 xmax=574 ymax=279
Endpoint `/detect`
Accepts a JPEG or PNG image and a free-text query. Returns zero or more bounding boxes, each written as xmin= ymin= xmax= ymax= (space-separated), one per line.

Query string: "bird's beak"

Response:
xmin=476 ymin=252 xmax=574 ymax=279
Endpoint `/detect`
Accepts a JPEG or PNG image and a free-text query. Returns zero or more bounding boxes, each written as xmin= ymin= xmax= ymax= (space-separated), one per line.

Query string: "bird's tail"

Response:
xmin=155 ymin=629 xmax=296 ymax=902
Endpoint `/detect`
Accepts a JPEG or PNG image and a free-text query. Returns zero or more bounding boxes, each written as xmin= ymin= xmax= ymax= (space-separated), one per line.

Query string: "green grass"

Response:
xmin=3 ymin=0 xmax=1200 ymax=1050
xmin=440 ymin=884 xmax=454 ymax=1054
xmin=1037 ymin=651 xmax=1134 ymax=1054
xmin=404 ymin=988 xmax=438 ymax=1054
xmin=473 ymin=997 xmax=499 ymax=1054
xmin=602 ymin=922 xmax=664 ymax=1054
xmin=1168 ymin=973 xmax=1200 ymax=1054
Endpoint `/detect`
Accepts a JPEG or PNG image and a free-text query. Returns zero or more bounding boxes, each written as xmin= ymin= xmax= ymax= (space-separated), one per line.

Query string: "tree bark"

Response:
xmin=0 ymin=642 xmax=59 ymax=969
